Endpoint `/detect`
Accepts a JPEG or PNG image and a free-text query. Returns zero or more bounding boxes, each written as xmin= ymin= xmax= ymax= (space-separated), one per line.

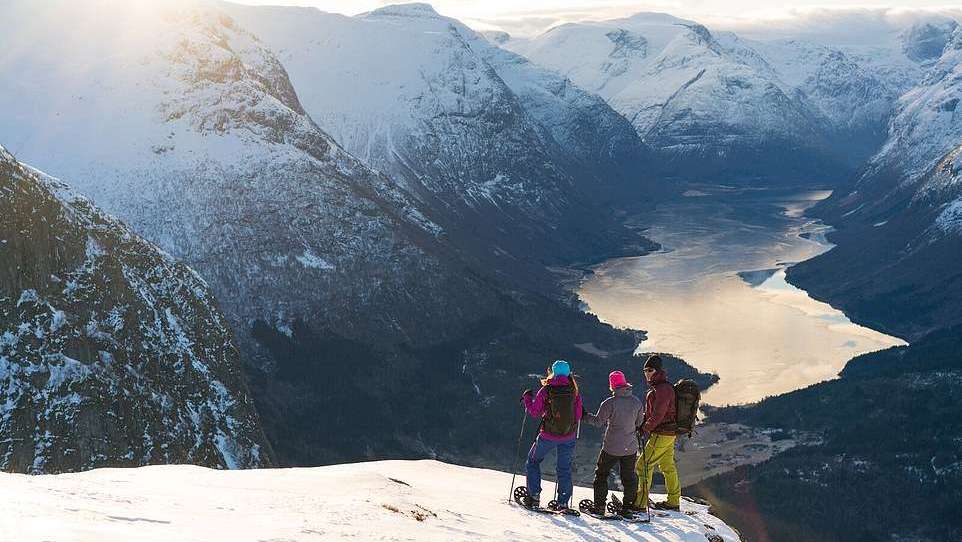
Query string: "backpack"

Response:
xmin=673 ymin=379 xmax=701 ymax=437
xmin=542 ymin=385 xmax=577 ymax=436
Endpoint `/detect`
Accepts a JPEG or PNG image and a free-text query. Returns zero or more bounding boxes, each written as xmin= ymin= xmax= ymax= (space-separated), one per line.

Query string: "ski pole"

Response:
xmin=508 ymin=405 xmax=528 ymax=503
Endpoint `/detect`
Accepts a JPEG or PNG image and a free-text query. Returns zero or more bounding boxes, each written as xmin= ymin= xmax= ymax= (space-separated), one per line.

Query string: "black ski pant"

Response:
xmin=593 ymin=450 xmax=638 ymax=507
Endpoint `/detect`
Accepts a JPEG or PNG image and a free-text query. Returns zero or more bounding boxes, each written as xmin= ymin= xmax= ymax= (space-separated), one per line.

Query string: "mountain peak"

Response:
xmin=366 ymin=3 xmax=441 ymax=19
xmin=899 ymin=19 xmax=959 ymax=62
xmin=623 ymin=11 xmax=692 ymax=26
xmin=482 ymin=30 xmax=511 ymax=45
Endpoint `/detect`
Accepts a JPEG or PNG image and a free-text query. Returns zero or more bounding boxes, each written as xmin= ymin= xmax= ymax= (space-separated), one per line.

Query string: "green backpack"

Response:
xmin=542 ymin=385 xmax=577 ymax=436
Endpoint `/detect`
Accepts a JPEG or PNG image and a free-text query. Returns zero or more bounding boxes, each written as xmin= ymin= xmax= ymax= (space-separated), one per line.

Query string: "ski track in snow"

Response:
xmin=0 ymin=460 xmax=739 ymax=542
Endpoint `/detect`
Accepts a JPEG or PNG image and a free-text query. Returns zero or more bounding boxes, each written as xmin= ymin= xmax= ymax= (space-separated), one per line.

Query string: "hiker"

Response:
xmin=582 ymin=370 xmax=644 ymax=517
xmin=520 ymin=359 xmax=583 ymax=511
xmin=635 ymin=354 xmax=681 ymax=512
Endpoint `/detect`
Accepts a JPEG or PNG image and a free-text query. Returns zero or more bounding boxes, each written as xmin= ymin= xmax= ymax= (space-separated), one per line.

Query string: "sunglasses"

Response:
xmin=643 ymin=368 xmax=656 ymax=373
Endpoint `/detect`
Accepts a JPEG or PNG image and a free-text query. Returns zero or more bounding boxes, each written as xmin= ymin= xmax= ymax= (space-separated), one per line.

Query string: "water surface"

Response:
xmin=578 ymin=187 xmax=906 ymax=406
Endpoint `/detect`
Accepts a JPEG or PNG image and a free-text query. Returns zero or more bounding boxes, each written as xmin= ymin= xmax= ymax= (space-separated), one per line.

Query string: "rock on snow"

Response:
xmin=0 ymin=460 xmax=740 ymax=542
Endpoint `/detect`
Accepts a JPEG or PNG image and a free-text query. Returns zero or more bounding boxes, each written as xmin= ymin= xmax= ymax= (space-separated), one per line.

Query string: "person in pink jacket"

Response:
xmin=520 ymin=360 xmax=583 ymax=511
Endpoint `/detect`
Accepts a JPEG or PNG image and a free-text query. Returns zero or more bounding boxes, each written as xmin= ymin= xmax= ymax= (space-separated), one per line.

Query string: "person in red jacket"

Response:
xmin=634 ymin=354 xmax=681 ymax=512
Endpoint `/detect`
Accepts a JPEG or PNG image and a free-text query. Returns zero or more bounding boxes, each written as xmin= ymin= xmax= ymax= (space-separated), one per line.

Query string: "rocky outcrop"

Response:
xmin=0 ymin=146 xmax=269 ymax=473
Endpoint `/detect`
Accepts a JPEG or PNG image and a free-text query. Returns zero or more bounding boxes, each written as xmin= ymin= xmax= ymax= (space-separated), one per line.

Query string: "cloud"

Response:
xmin=463 ymin=4 xmax=962 ymax=40
xmin=446 ymin=1 xmax=685 ymax=36
xmin=228 ymin=1 xmax=962 ymax=40
xmin=712 ymin=6 xmax=962 ymax=45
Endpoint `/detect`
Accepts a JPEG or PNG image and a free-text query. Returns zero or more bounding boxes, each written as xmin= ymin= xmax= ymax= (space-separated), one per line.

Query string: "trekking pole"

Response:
xmin=508 ymin=406 xmax=528 ymax=503
xmin=639 ymin=432 xmax=651 ymax=522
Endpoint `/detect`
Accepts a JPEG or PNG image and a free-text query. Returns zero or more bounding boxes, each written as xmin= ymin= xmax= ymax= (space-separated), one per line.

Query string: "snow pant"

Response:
xmin=593 ymin=451 xmax=638 ymax=508
xmin=634 ymin=434 xmax=680 ymax=509
xmin=525 ymin=435 xmax=576 ymax=506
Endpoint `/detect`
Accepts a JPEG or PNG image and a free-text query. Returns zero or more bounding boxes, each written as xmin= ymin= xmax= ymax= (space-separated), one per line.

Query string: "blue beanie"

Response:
xmin=551 ymin=359 xmax=570 ymax=377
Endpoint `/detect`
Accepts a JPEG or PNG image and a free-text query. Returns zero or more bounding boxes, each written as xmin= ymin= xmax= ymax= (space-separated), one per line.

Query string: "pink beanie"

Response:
xmin=609 ymin=371 xmax=628 ymax=390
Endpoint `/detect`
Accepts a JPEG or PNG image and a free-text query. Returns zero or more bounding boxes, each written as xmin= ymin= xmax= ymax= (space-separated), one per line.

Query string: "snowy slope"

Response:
xmin=873 ymin=26 xmax=962 ymax=186
xmin=468 ymin=24 xmax=657 ymax=200
xmin=223 ymin=2 xmax=658 ymax=271
xmin=748 ymin=18 xmax=957 ymax=159
xmin=747 ymin=38 xmax=903 ymax=157
xmin=0 ymin=0 xmax=498 ymax=355
xmin=0 ymin=145 xmax=268 ymax=473
xmin=824 ymin=26 xmax=962 ymax=226
xmin=0 ymin=0 xmax=674 ymax=470
xmin=0 ymin=460 xmax=740 ymax=542
xmin=0 ymin=0 xmax=537 ymax=465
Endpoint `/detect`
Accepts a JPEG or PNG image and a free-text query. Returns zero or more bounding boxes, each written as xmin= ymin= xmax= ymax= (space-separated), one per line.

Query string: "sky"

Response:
xmin=228 ymin=0 xmax=962 ymax=36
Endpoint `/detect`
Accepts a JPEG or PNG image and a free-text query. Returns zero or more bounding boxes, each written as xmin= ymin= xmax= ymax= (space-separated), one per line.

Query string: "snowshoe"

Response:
xmin=609 ymin=496 xmax=650 ymax=523
xmin=513 ymin=486 xmax=540 ymax=509
xmin=578 ymin=499 xmax=627 ymax=521
xmin=545 ymin=500 xmax=580 ymax=516
xmin=611 ymin=495 xmax=647 ymax=516
xmin=650 ymin=500 xmax=681 ymax=512
xmin=513 ymin=487 xmax=577 ymax=516
xmin=619 ymin=509 xmax=649 ymax=522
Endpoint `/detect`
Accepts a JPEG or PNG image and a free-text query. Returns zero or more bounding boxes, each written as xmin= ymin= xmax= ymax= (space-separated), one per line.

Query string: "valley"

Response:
xmin=1 ymin=2 xmax=960 ymax=541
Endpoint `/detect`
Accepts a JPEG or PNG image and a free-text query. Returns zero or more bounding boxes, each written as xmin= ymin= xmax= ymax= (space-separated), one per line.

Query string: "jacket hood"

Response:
xmin=613 ymin=385 xmax=634 ymax=396
xmin=548 ymin=375 xmax=571 ymax=386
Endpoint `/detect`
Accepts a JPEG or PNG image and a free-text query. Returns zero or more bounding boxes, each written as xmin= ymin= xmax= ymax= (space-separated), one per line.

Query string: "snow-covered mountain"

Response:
xmin=505 ymin=13 xmax=844 ymax=181
xmin=0 ymin=0 xmax=520 ymax=463
xmin=0 ymin=145 xmax=268 ymax=473
xmin=1 ymin=0 xmax=490 ymax=344
xmin=789 ymin=26 xmax=962 ymax=340
xmin=223 ymin=2 xmax=660 ymax=273
xmin=809 ymin=23 xmax=962 ymax=240
xmin=505 ymin=13 xmax=956 ymax=183
xmin=746 ymin=39 xmax=904 ymax=159
xmin=0 ymin=0 xmax=693 ymax=469
xmin=0 ymin=460 xmax=741 ymax=541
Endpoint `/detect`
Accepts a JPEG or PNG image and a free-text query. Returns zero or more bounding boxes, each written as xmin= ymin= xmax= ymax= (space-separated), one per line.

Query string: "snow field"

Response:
xmin=0 ymin=460 xmax=740 ymax=541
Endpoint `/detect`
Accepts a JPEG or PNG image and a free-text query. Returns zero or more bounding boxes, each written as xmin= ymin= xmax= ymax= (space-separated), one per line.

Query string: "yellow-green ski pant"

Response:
xmin=634 ymin=434 xmax=680 ymax=509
